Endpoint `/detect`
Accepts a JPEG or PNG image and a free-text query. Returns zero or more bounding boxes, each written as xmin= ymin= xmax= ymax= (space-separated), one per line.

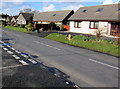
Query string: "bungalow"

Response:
xmin=17 ymin=13 xmax=34 ymax=25
xmin=11 ymin=16 xmax=18 ymax=23
xmin=69 ymin=4 xmax=120 ymax=36
xmin=33 ymin=10 xmax=74 ymax=31
xmin=6 ymin=16 xmax=12 ymax=22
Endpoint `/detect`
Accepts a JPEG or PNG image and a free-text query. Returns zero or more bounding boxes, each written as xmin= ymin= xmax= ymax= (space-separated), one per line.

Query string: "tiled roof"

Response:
xmin=33 ymin=10 xmax=74 ymax=22
xmin=13 ymin=16 xmax=18 ymax=20
xmin=21 ymin=13 xmax=34 ymax=20
xmin=69 ymin=4 xmax=120 ymax=21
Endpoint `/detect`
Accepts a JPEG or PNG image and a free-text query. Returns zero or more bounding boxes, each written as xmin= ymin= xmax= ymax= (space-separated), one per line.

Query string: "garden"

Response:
xmin=4 ymin=23 xmax=34 ymax=33
xmin=45 ymin=33 xmax=120 ymax=56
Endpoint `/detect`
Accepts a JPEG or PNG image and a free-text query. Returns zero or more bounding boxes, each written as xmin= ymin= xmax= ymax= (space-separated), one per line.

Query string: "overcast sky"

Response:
xmin=0 ymin=0 xmax=119 ymax=16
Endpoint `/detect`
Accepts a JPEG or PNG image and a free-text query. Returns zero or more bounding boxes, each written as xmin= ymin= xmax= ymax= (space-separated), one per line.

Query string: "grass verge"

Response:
xmin=4 ymin=26 xmax=28 ymax=33
xmin=45 ymin=33 xmax=119 ymax=57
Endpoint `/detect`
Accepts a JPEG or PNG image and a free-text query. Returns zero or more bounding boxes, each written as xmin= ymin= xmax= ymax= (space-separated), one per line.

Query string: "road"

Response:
xmin=1 ymin=27 xmax=120 ymax=88
xmin=1 ymin=38 xmax=76 ymax=88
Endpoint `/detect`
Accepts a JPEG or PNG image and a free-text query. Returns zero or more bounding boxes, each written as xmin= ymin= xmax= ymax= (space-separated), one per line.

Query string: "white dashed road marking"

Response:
xmin=88 ymin=58 xmax=120 ymax=70
xmin=34 ymin=41 xmax=61 ymax=50
xmin=19 ymin=60 xmax=28 ymax=65
xmin=28 ymin=59 xmax=37 ymax=64
xmin=15 ymin=50 xmax=21 ymax=53
xmin=7 ymin=45 xmax=11 ymax=47
xmin=11 ymin=47 xmax=15 ymax=50
xmin=3 ymin=48 xmax=8 ymax=51
xmin=0 ymin=65 xmax=23 ymax=70
xmin=12 ymin=55 xmax=20 ymax=59
xmin=7 ymin=51 xmax=14 ymax=54
xmin=2 ymin=45 xmax=37 ymax=65
xmin=21 ymin=54 xmax=28 ymax=58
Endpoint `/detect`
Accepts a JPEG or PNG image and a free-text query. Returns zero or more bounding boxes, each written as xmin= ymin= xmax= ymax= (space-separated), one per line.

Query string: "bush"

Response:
xmin=20 ymin=24 xmax=25 ymax=28
xmin=14 ymin=24 xmax=19 ymax=27
xmin=49 ymin=22 xmax=56 ymax=30
xmin=10 ymin=22 xmax=15 ymax=26
xmin=82 ymin=36 xmax=90 ymax=41
xmin=56 ymin=24 xmax=64 ymax=30
xmin=25 ymin=23 xmax=34 ymax=31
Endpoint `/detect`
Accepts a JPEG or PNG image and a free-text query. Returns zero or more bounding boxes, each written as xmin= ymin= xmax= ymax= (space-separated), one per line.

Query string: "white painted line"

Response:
xmin=88 ymin=58 xmax=120 ymax=70
xmin=11 ymin=47 xmax=15 ymax=50
xmin=12 ymin=55 xmax=20 ymax=59
xmin=19 ymin=60 xmax=28 ymax=65
xmin=3 ymin=48 xmax=8 ymax=51
xmin=6 ymin=45 xmax=10 ymax=47
xmin=15 ymin=50 xmax=21 ymax=53
xmin=35 ymin=41 xmax=61 ymax=50
xmin=21 ymin=54 xmax=28 ymax=58
xmin=28 ymin=59 xmax=37 ymax=64
xmin=7 ymin=51 xmax=13 ymax=54
xmin=0 ymin=65 xmax=23 ymax=70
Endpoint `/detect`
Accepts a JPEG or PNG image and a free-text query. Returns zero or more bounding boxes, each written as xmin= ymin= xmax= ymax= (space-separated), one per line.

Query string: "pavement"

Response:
xmin=1 ymin=27 xmax=120 ymax=88
xmin=28 ymin=31 xmax=116 ymax=41
xmin=1 ymin=39 xmax=79 ymax=88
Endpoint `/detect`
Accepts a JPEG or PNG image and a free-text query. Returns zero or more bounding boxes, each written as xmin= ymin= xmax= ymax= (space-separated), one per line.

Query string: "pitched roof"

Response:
xmin=21 ymin=13 xmax=34 ymax=20
xmin=8 ymin=16 xmax=13 ymax=20
xmin=7 ymin=16 xmax=13 ymax=21
xmin=13 ymin=16 xmax=18 ymax=20
xmin=69 ymin=4 xmax=120 ymax=21
xmin=33 ymin=10 xmax=74 ymax=22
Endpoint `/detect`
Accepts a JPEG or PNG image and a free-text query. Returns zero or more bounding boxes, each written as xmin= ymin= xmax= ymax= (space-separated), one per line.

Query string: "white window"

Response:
xmin=90 ymin=21 xmax=98 ymax=29
xmin=74 ymin=21 xmax=81 ymax=28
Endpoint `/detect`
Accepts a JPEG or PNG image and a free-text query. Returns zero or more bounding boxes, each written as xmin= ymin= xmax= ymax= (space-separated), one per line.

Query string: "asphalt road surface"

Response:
xmin=1 ymin=40 xmax=77 ymax=88
xmin=1 ymin=27 xmax=120 ymax=88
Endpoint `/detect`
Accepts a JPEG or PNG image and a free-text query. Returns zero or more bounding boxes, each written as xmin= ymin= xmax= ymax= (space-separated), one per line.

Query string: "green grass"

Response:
xmin=4 ymin=26 xmax=28 ymax=33
xmin=45 ymin=33 xmax=119 ymax=56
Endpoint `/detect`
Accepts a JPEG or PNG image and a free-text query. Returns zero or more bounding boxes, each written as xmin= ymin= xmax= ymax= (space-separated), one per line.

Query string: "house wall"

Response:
xmin=11 ymin=18 xmax=16 ymax=23
xmin=17 ymin=14 xmax=26 ymax=25
xmin=108 ymin=22 xmax=111 ymax=36
xmin=70 ymin=21 xmax=110 ymax=35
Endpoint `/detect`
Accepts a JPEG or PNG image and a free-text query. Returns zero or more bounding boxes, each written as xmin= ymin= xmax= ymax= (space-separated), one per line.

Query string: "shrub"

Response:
xmin=20 ymin=24 xmax=25 ymax=28
xmin=25 ymin=23 xmax=34 ymax=31
xmin=10 ymin=22 xmax=15 ymax=26
xmin=82 ymin=36 xmax=90 ymax=41
xmin=56 ymin=24 xmax=64 ymax=30
xmin=49 ymin=22 xmax=56 ymax=31
xmin=14 ymin=24 xmax=19 ymax=27
xmin=94 ymin=26 xmax=107 ymax=40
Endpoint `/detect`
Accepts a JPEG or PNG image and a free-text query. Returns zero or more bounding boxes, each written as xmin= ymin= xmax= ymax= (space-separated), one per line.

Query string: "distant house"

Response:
xmin=6 ymin=16 xmax=12 ymax=22
xmin=17 ymin=13 xmax=34 ymax=25
xmin=6 ymin=16 xmax=13 ymax=25
xmin=0 ymin=13 xmax=8 ymax=21
xmin=33 ymin=10 xmax=74 ymax=31
xmin=11 ymin=16 xmax=18 ymax=23
xmin=69 ymin=4 xmax=120 ymax=36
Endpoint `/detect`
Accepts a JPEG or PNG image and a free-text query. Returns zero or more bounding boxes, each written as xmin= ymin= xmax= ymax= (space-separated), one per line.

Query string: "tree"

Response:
xmin=28 ymin=16 xmax=33 ymax=24
xmin=94 ymin=26 xmax=107 ymax=40
xmin=49 ymin=22 xmax=56 ymax=31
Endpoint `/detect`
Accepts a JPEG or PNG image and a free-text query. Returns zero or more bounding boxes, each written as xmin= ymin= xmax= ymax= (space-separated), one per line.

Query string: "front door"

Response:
xmin=110 ymin=22 xmax=120 ymax=36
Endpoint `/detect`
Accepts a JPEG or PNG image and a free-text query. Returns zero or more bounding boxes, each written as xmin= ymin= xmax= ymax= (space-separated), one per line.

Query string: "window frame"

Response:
xmin=74 ymin=21 xmax=81 ymax=28
xmin=89 ymin=21 xmax=99 ymax=29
